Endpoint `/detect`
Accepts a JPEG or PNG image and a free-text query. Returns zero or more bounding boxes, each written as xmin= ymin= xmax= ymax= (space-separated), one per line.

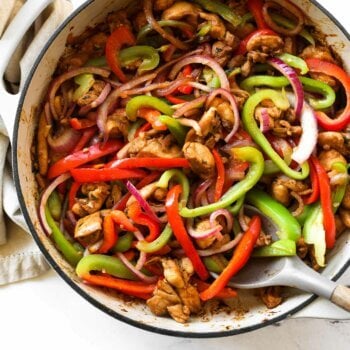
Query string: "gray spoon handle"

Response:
xmin=331 ymin=286 xmax=350 ymax=312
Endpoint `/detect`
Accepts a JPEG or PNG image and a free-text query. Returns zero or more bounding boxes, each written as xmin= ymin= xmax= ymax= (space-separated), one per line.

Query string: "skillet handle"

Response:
xmin=0 ymin=0 xmax=54 ymax=138
xmin=331 ymin=285 xmax=350 ymax=312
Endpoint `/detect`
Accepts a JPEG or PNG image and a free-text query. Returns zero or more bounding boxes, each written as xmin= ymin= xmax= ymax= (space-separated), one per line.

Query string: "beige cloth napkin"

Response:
xmin=0 ymin=0 xmax=73 ymax=285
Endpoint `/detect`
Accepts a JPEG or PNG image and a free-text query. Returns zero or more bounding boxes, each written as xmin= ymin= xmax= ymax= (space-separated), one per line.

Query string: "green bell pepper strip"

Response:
xmin=48 ymin=190 xmax=62 ymax=221
xmin=85 ymin=56 xmax=107 ymax=67
xmin=193 ymin=0 xmax=242 ymax=27
xmin=295 ymin=204 xmax=312 ymax=226
xmin=252 ymin=239 xmax=296 ymax=257
xmin=227 ymin=195 xmax=245 ymax=215
xmin=158 ymin=115 xmax=188 ymax=145
xmin=76 ymin=254 xmax=136 ymax=280
xmin=137 ymin=20 xmax=194 ymax=43
xmin=126 ymin=95 xmax=174 ymax=121
xmin=112 ymin=232 xmax=134 ymax=253
xmin=136 ymin=225 xmax=173 ymax=253
xmin=203 ymin=255 xmax=228 ymax=273
xmin=180 ymin=147 xmax=264 ymax=218
xmin=278 ymin=53 xmax=309 ymax=75
xmin=242 ymin=89 xmax=309 ymax=180
xmin=331 ymin=162 xmax=348 ymax=212
xmin=270 ymin=13 xmax=315 ymax=46
xmin=119 ymin=46 xmax=160 ymax=74
xmin=45 ymin=207 xmax=83 ymax=267
xmin=246 ymin=189 xmax=301 ymax=241
xmin=197 ymin=22 xmax=212 ymax=36
xmin=240 ymin=76 xmax=336 ymax=110
xmin=73 ymin=73 xmax=95 ymax=101
xmin=303 ymin=203 xmax=326 ymax=267
xmin=157 ymin=169 xmax=190 ymax=206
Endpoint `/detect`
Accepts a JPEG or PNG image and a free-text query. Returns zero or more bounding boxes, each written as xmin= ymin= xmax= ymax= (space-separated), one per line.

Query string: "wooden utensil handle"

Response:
xmin=331 ymin=285 xmax=350 ymax=312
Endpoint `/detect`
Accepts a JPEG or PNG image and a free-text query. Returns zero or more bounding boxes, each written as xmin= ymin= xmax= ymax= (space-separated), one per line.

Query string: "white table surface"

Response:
xmin=1 ymin=1 xmax=350 ymax=349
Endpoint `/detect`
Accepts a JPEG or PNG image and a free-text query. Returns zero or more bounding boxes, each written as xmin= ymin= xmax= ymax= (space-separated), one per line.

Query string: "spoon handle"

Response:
xmin=331 ymin=285 xmax=350 ymax=312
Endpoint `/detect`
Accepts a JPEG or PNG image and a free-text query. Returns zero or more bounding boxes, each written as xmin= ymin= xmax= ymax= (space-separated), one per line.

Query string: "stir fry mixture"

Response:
xmin=35 ymin=0 xmax=350 ymax=323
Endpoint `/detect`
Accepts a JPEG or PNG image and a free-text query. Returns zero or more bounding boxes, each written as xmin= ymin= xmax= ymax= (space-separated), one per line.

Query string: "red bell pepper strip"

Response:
xmin=70 ymin=167 xmax=147 ymax=183
xmin=306 ymin=58 xmax=350 ymax=131
xmin=70 ymin=118 xmax=96 ymax=130
xmin=98 ymin=210 xmax=137 ymax=254
xmin=105 ymin=25 xmax=136 ymax=83
xmin=165 ymin=185 xmax=209 ymax=280
xmin=200 ymin=216 xmax=261 ymax=301
xmin=194 ymin=278 xmax=237 ymax=299
xmin=134 ymin=122 xmax=152 ymax=138
xmin=138 ymin=108 xmax=167 ymax=131
xmin=304 ymin=159 xmax=320 ymax=205
xmin=236 ymin=29 xmax=278 ymax=55
xmin=247 ymin=0 xmax=269 ymax=29
xmin=108 ymin=157 xmax=191 ymax=170
xmin=81 ymin=274 xmax=156 ymax=299
xmin=72 ymin=126 xmax=97 ymax=153
xmin=48 ymin=140 xmax=124 ymax=179
xmin=165 ymin=94 xmax=187 ymax=105
xmin=68 ymin=182 xmax=81 ymax=209
xmin=177 ymin=65 xmax=194 ymax=95
xmin=310 ymin=156 xmax=336 ymax=248
xmin=128 ymin=202 xmax=161 ymax=242
xmin=212 ymin=149 xmax=225 ymax=202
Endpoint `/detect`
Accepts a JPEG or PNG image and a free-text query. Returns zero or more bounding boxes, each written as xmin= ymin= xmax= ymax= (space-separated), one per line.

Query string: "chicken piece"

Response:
xmin=162 ymin=1 xmax=200 ymax=26
xmin=105 ymin=184 xmax=123 ymax=209
xmin=179 ymin=257 xmax=194 ymax=279
xmin=72 ymin=182 xmax=110 ymax=217
xmin=246 ymin=35 xmax=284 ymax=54
xmin=335 ymin=214 xmax=346 ymax=237
xmin=194 ymin=219 xmax=217 ymax=249
xmin=260 ymin=286 xmax=283 ymax=309
xmin=198 ymin=107 xmax=221 ymax=137
xmin=341 ymin=185 xmax=350 ymax=210
xmin=59 ymin=52 xmax=89 ymax=72
xmin=255 ymin=230 xmax=272 ymax=247
xmin=231 ymin=88 xmax=250 ymax=109
xmin=318 ymin=132 xmax=349 ymax=156
xmin=74 ymin=211 xmax=103 ymax=246
xmin=339 ymin=208 xmax=350 ymax=228
xmin=76 ymin=81 xmax=106 ymax=106
xmin=318 ymin=149 xmax=347 ymax=172
xmin=107 ymin=9 xmax=132 ymax=32
xmin=177 ymin=284 xmax=201 ymax=314
xmin=296 ymin=237 xmax=309 ymax=259
xmin=198 ymin=12 xmax=226 ymax=39
xmin=133 ymin=11 xmax=147 ymax=32
xmin=37 ymin=111 xmax=49 ymax=176
xmin=183 ymin=142 xmax=215 ymax=179
xmin=162 ymin=258 xmax=185 ymax=289
xmin=271 ymin=181 xmax=291 ymax=206
xmin=255 ymin=106 xmax=282 ymax=120
xmin=211 ymin=41 xmax=232 ymax=66
xmin=167 ymin=304 xmax=190 ymax=324
xmin=209 ymin=98 xmax=235 ymax=129
xmin=283 ymin=37 xmax=296 ymax=55
xmin=106 ymin=109 xmax=130 ymax=138
xmin=80 ymin=32 xmax=107 ymax=56
xmin=154 ymin=0 xmax=176 ymax=11
xmin=272 ymin=120 xmax=302 ymax=138
xmin=147 ymin=279 xmax=182 ymax=316
xmin=153 ymin=188 xmax=167 ymax=201
xmin=128 ymin=133 xmax=182 ymax=158
xmin=300 ymin=46 xmax=337 ymax=87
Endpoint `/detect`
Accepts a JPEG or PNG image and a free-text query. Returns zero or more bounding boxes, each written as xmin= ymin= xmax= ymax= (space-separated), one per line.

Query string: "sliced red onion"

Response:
xmin=206 ymin=88 xmax=240 ymax=142
xmin=121 ymin=81 xmax=170 ymax=97
xmin=268 ymin=57 xmax=304 ymax=117
xmin=49 ymin=67 xmax=110 ymax=119
xmin=44 ymin=102 xmax=52 ymax=125
xmin=79 ymin=83 xmax=111 ymax=115
xmin=126 ymin=181 xmax=160 ymax=224
xmin=287 ymin=92 xmax=317 ymax=165
xmin=135 ymin=251 xmax=147 ymax=271
xmin=173 ymin=95 xmax=207 ymax=118
xmin=259 ymin=108 xmax=271 ymax=133
xmin=186 ymin=219 xmax=223 ymax=240
xmin=221 ymin=139 xmax=257 ymax=153
xmin=169 ymin=55 xmax=230 ymax=90
xmin=117 ymin=252 xmax=158 ymax=283
xmin=210 ymin=209 xmax=233 ymax=233
xmin=47 ymin=128 xmax=81 ymax=153
xmin=156 ymin=78 xmax=192 ymax=96
xmin=39 ymin=173 xmax=71 ymax=236
xmin=197 ymin=233 xmax=243 ymax=257
xmin=188 ymin=81 xmax=212 ymax=93
xmin=177 ymin=118 xmax=202 ymax=135
xmin=194 ymin=178 xmax=214 ymax=207
xmin=66 ymin=210 xmax=77 ymax=227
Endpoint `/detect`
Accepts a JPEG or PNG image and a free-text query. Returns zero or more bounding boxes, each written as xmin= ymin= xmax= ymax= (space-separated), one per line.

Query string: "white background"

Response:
xmin=1 ymin=1 xmax=350 ymax=349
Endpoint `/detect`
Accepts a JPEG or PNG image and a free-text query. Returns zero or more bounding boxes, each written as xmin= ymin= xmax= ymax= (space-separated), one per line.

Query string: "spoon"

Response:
xmin=212 ymin=206 xmax=350 ymax=312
